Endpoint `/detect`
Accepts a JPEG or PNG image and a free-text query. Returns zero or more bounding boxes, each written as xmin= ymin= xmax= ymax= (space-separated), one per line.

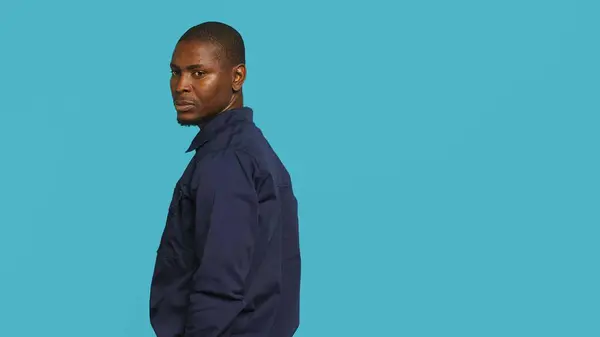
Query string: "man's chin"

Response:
xmin=177 ymin=112 xmax=216 ymax=127
xmin=177 ymin=120 xmax=197 ymax=127
xmin=176 ymin=114 xmax=202 ymax=126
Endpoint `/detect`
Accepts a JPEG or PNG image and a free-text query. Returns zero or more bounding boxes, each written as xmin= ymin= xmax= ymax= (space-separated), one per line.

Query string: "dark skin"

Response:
xmin=170 ymin=39 xmax=246 ymax=126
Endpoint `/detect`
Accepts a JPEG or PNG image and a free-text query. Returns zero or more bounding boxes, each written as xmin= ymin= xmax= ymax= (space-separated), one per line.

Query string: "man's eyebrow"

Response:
xmin=170 ymin=63 xmax=206 ymax=70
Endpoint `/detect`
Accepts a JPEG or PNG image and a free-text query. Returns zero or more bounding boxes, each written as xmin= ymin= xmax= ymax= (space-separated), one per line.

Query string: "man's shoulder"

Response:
xmin=193 ymin=121 xmax=290 ymax=184
xmin=187 ymin=148 xmax=257 ymax=194
xmin=194 ymin=147 xmax=257 ymax=173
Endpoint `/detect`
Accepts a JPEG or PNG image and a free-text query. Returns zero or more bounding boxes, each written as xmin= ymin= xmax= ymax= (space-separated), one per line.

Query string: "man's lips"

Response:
xmin=174 ymin=100 xmax=195 ymax=112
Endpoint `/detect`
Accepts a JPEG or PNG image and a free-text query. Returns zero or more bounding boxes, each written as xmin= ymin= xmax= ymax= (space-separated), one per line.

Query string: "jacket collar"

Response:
xmin=185 ymin=106 xmax=253 ymax=153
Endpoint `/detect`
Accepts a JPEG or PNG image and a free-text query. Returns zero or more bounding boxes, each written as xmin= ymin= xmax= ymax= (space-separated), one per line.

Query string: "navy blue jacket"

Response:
xmin=150 ymin=107 xmax=301 ymax=337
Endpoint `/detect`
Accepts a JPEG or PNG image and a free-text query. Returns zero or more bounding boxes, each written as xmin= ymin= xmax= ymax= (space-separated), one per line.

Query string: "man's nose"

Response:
xmin=175 ymin=74 xmax=191 ymax=93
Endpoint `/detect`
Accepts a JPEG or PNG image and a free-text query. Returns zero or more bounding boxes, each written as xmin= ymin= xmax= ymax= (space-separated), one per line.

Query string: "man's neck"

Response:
xmin=198 ymin=94 xmax=243 ymax=129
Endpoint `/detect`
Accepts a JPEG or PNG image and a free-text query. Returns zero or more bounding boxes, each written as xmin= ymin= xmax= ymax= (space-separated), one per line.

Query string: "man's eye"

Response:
xmin=192 ymin=71 xmax=204 ymax=77
xmin=170 ymin=70 xmax=179 ymax=76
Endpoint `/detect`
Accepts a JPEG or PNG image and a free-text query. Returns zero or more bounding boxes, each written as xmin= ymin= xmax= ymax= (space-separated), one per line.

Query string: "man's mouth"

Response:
xmin=175 ymin=100 xmax=195 ymax=112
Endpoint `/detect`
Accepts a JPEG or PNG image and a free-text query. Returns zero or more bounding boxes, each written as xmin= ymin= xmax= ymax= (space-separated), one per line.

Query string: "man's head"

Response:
xmin=170 ymin=21 xmax=246 ymax=126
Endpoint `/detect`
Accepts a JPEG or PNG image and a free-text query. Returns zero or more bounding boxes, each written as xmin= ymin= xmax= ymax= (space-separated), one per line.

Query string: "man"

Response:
xmin=149 ymin=21 xmax=301 ymax=337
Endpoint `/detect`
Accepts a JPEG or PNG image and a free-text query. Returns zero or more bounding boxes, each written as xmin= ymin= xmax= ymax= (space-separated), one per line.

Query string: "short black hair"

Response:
xmin=178 ymin=21 xmax=245 ymax=66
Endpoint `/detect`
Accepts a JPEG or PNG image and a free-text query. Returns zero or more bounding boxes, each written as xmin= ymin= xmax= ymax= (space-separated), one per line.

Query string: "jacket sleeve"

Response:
xmin=184 ymin=150 xmax=258 ymax=337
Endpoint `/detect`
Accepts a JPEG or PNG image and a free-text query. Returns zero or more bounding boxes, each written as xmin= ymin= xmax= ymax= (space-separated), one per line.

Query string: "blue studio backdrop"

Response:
xmin=0 ymin=1 xmax=598 ymax=336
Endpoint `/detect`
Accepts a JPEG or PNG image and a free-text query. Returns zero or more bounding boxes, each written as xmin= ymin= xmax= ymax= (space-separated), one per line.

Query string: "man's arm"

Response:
xmin=184 ymin=150 xmax=259 ymax=337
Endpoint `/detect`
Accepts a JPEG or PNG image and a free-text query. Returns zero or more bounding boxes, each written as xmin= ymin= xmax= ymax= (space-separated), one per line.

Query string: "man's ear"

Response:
xmin=232 ymin=64 xmax=246 ymax=92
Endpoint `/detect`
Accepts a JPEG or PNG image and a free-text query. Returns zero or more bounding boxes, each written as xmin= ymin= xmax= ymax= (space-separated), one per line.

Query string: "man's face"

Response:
xmin=170 ymin=39 xmax=233 ymax=126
